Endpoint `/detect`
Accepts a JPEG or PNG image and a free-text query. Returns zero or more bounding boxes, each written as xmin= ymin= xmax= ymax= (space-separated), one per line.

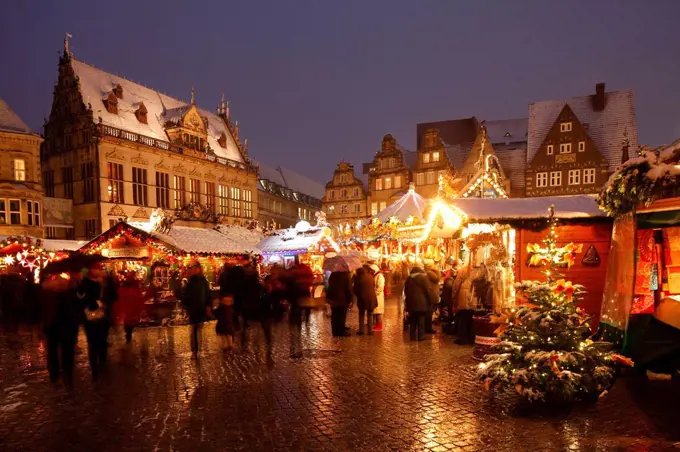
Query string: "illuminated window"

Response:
xmin=568 ymin=169 xmax=580 ymax=185
xmin=371 ymin=202 xmax=378 ymax=215
xmin=27 ymin=201 xmax=40 ymax=226
xmin=107 ymin=162 xmax=124 ymax=203
xmin=230 ymin=187 xmax=241 ymax=217
xmin=174 ymin=176 xmax=186 ymax=209
xmin=432 ymin=151 xmax=440 ymax=162
xmin=560 ymin=122 xmax=572 ymax=132
xmin=132 ymin=167 xmax=148 ymax=206
xmin=384 ymin=177 xmax=392 ymax=190
xmin=547 ymin=145 xmax=554 ymax=155
xmin=243 ymin=189 xmax=252 ymax=218
xmin=426 ymin=171 xmax=436 ymax=185
xmin=328 ymin=205 xmax=335 ymax=214
xmin=379 ymin=201 xmax=387 ymax=211
xmin=189 ymin=178 xmax=201 ymax=203
xmin=536 ymin=172 xmax=548 ymax=187
xmin=583 ymin=168 xmax=596 ymax=184
xmin=416 ymin=172 xmax=425 ymax=185
xmin=550 ymin=171 xmax=562 ymax=186
xmin=423 ymin=153 xmax=430 ymax=164
xmin=156 ymin=172 xmax=170 ymax=208
xmin=205 ymin=181 xmax=216 ymax=212
xmin=394 ymin=175 xmax=402 ymax=188
xmin=218 ymin=184 xmax=229 ymax=214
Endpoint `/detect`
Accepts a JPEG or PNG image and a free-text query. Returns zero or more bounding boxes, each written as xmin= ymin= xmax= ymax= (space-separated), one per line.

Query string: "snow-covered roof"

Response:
xmin=256 ymin=228 xmax=339 ymax=254
xmin=374 ymin=188 xmax=429 ymax=223
xmin=71 ymin=59 xmax=244 ymax=163
xmin=43 ymin=239 xmax=87 ymax=251
xmin=528 ymin=89 xmax=638 ymax=171
xmin=0 ymin=98 xmax=33 ymax=134
xmin=258 ymin=163 xmax=325 ymax=200
xmin=484 ymin=118 xmax=528 ymax=145
xmin=450 ymin=195 xmax=606 ymax=222
xmin=129 ymin=223 xmax=261 ymax=254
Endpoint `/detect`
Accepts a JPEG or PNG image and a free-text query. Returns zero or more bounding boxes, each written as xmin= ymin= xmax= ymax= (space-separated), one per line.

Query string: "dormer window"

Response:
xmin=113 ymin=84 xmax=123 ymax=99
xmin=218 ymin=132 xmax=227 ymax=148
xmin=103 ymin=92 xmax=118 ymax=114
xmin=560 ymin=122 xmax=572 ymax=132
xmin=135 ymin=102 xmax=148 ymax=124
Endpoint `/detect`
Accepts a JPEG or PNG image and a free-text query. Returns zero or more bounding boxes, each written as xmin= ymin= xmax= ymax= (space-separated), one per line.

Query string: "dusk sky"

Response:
xmin=2 ymin=0 xmax=680 ymax=184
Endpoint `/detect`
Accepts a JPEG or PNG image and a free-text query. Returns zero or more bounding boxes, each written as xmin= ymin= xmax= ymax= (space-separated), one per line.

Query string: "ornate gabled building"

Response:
xmin=411 ymin=128 xmax=455 ymax=198
xmin=322 ymin=162 xmax=367 ymax=225
xmin=455 ymin=125 xmax=509 ymax=198
xmin=42 ymin=40 xmax=258 ymax=239
xmin=0 ymin=99 xmax=44 ymax=237
xmin=525 ymin=83 xmax=638 ymax=197
xmin=366 ymin=134 xmax=411 ymax=215
xmin=257 ymin=164 xmax=323 ymax=229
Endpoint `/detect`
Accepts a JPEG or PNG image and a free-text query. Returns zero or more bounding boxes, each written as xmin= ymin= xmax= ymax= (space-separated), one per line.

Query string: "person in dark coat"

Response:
xmin=238 ymin=264 xmax=272 ymax=357
xmin=77 ymin=266 xmax=108 ymax=380
xmin=41 ymin=272 xmax=79 ymax=384
xmin=181 ymin=262 xmax=212 ymax=358
xmin=404 ymin=263 xmax=437 ymax=341
xmin=326 ymin=270 xmax=353 ymax=337
xmin=353 ymin=266 xmax=377 ymax=336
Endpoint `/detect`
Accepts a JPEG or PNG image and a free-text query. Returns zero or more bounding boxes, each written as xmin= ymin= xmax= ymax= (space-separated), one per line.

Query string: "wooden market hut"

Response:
xmin=256 ymin=221 xmax=339 ymax=274
xmin=446 ymin=195 xmax=613 ymax=325
xmin=79 ymin=221 xmax=262 ymax=292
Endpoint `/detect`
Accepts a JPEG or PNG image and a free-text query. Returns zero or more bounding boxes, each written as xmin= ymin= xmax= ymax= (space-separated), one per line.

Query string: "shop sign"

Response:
xmin=102 ymin=247 xmax=150 ymax=258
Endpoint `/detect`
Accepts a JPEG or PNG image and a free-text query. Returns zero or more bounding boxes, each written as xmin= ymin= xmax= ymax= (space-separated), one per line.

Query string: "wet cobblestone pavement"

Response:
xmin=1 ymin=300 xmax=679 ymax=451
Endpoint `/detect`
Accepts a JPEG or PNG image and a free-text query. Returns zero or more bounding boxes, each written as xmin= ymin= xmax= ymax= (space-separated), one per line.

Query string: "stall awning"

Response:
xmin=449 ymin=195 xmax=606 ymax=222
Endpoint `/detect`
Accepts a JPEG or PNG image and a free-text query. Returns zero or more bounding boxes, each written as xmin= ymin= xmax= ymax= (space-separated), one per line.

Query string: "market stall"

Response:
xmin=596 ymin=139 xmax=680 ymax=369
xmin=257 ymin=220 xmax=339 ymax=274
xmin=78 ymin=220 xmax=261 ymax=323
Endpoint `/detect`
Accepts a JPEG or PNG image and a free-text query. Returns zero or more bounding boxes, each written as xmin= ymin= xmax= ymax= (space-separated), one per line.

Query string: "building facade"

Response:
xmin=42 ymin=43 xmax=258 ymax=239
xmin=411 ymin=128 xmax=455 ymax=199
xmin=322 ymin=162 xmax=368 ymax=225
xmin=0 ymin=99 xmax=44 ymax=237
xmin=257 ymin=164 xmax=323 ymax=229
xmin=366 ymin=134 xmax=410 ymax=216
xmin=525 ymin=83 xmax=638 ymax=197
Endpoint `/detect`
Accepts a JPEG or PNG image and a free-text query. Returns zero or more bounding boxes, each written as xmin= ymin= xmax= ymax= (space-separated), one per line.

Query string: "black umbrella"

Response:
xmin=42 ymin=253 xmax=108 ymax=276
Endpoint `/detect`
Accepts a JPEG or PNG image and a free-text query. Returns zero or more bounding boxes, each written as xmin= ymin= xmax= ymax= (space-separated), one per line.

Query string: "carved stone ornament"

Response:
xmin=131 ymin=152 xmax=149 ymax=166
xmin=172 ymin=164 xmax=187 ymax=175
xmin=155 ymin=159 xmax=169 ymax=170
xmin=105 ymin=148 xmax=125 ymax=162
xmin=205 ymin=170 xmax=216 ymax=181
xmin=132 ymin=207 xmax=150 ymax=218
xmin=189 ymin=167 xmax=201 ymax=177
xmin=107 ymin=204 xmax=126 ymax=217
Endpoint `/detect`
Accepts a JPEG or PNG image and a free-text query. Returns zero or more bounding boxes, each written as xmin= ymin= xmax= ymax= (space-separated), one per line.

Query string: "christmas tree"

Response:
xmin=478 ymin=206 xmax=633 ymax=404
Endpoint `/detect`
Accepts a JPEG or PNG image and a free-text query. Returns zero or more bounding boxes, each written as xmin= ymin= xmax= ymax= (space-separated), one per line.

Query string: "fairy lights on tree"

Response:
xmin=478 ymin=206 xmax=633 ymax=404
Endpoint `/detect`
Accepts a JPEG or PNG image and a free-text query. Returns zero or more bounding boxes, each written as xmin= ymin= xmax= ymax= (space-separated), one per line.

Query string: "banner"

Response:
xmin=43 ymin=197 xmax=74 ymax=227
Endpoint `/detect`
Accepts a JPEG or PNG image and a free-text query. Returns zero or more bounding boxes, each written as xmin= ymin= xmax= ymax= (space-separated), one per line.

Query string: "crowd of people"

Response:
xmin=5 ymin=253 xmax=479 ymax=387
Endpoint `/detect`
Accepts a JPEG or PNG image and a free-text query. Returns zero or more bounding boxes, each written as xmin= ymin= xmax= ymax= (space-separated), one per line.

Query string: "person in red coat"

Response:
xmin=116 ymin=272 xmax=146 ymax=344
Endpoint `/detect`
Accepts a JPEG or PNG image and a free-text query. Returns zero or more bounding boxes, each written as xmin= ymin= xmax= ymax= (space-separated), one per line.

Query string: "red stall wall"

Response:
xmin=516 ymin=222 xmax=613 ymax=329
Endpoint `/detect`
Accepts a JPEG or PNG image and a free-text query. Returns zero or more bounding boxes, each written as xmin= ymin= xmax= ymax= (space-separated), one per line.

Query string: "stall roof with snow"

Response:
xmin=450 ymin=195 xmax=606 ymax=223
xmin=80 ymin=222 xmax=262 ymax=256
xmin=256 ymin=225 xmax=339 ymax=255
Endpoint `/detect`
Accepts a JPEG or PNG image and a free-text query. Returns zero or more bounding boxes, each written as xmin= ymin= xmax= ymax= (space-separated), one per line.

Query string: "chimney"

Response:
xmin=594 ymin=83 xmax=606 ymax=111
